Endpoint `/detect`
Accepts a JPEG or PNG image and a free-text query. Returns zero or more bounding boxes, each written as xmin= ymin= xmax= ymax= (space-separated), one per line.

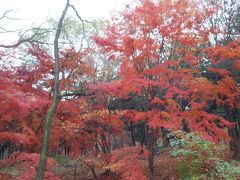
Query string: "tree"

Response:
xmin=198 ymin=0 xmax=240 ymax=160
xmin=35 ymin=1 xmax=103 ymax=178
xmin=35 ymin=0 xmax=70 ymax=179
xmin=94 ymin=0 xmax=238 ymax=179
xmin=0 ymin=1 xmax=112 ymax=178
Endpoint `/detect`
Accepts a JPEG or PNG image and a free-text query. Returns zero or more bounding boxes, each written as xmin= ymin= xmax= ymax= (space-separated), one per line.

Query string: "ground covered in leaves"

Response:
xmin=0 ymin=147 xmax=236 ymax=180
xmin=0 ymin=148 xmax=182 ymax=180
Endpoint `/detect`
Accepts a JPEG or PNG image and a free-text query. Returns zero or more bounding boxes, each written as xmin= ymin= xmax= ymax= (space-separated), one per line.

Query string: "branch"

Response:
xmin=60 ymin=90 xmax=94 ymax=98
xmin=0 ymin=10 xmax=20 ymax=21
xmin=0 ymin=27 xmax=15 ymax=34
xmin=69 ymin=5 xmax=92 ymax=24
xmin=0 ymin=26 xmax=52 ymax=48
xmin=69 ymin=4 xmax=92 ymax=48
xmin=0 ymin=36 xmax=35 ymax=48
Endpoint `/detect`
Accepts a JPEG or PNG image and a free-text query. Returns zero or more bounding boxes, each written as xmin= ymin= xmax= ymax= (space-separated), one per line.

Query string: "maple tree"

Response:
xmin=93 ymin=0 xmax=240 ymax=179
xmin=0 ymin=1 xmax=96 ymax=179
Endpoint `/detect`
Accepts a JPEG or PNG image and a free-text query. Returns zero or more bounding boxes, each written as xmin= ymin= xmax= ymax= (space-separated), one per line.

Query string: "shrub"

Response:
xmin=171 ymin=131 xmax=240 ymax=179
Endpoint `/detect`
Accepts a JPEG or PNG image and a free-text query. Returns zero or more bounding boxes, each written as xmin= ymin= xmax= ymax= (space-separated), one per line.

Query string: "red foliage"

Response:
xmin=15 ymin=153 xmax=59 ymax=180
xmin=93 ymin=0 xmax=239 ymax=142
xmin=107 ymin=146 xmax=148 ymax=180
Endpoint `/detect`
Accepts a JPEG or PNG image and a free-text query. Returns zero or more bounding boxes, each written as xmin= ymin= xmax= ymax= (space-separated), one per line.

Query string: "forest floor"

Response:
xmin=0 ymin=147 xmax=181 ymax=180
xmin=54 ymin=147 xmax=182 ymax=180
xmin=0 ymin=147 xmax=234 ymax=180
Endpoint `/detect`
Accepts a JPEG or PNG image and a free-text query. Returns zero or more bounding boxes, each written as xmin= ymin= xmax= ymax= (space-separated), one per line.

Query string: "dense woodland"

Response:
xmin=0 ymin=0 xmax=240 ymax=179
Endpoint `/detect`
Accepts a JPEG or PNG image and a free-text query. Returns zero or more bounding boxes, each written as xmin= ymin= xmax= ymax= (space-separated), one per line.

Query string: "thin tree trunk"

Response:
xmin=145 ymin=124 xmax=154 ymax=180
xmin=90 ymin=167 xmax=98 ymax=180
xmin=232 ymin=108 xmax=240 ymax=160
xmin=130 ymin=123 xmax=136 ymax=146
xmin=73 ymin=158 xmax=81 ymax=180
xmin=35 ymin=1 xmax=70 ymax=179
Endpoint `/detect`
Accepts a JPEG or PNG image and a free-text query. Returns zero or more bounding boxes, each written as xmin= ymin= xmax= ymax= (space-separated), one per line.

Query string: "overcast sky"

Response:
xmin=0 ymin=0 xmax=130 ymax=43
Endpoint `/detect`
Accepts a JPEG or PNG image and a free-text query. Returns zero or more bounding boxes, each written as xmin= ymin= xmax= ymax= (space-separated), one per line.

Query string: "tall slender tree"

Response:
xmin=35 ymin=0 xmax=70 ymax=179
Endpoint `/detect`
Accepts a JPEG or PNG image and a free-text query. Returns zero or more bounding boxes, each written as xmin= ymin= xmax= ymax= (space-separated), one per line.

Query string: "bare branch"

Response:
xmin=0 ymin=27 xmax=15 ymax=34
xmin=0 ymin=26 xmax=52 ymax=48
xmin=0 ymin=36 xmax=35 ymax=48
xmin=0 ymin=10 xmax=22 ymax=21
xmin=69 ymin=4 xmax=92 ymax=48
xmin=69 ymin=5 xmax=92 ymax=24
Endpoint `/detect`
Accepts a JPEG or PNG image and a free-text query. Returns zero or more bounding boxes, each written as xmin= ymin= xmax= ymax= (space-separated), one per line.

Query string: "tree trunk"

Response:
xmin=73 ymin=158 xmax=81 ymax=180
xmin=145 ymin=124 xmax=154 ymax=180
xmin=90 ymin=167 xmax=98 ymax=180
xmin=232 ymin=108 xmax=240 ymax=160
xmin=130 ymin=123 xmax=136 ymax=146
xmin=35 ymin=1 xmax=69 ymax=179
xmin=224 ymin=105 xmax=240 ymax=161
xmin=233 ymin=139 xmax=240 ymax=161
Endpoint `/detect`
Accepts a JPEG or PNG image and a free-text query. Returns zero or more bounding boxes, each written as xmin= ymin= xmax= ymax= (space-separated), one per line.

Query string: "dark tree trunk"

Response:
xmin=101 ymin=133 xmax=110 ymax=153
xmin=145 ymin=124 xmax=154 ymax=180
xmin=233 ymin=108 xmax=240 ymax=161
xmin=161 ymin=127 xmax=170 ymax=147
xmin=130 ymin=123 xmax=136 ymax=146
xmin=182 ymin=120 xmax=190 ymax=133
xmin=233 ymin=140 xmax=240 ymax=161
xmin=73 ymin=158 xmax=81 ymax=180
xmin=112 ymin=134 xmax=119 ymax=150
xmin=224 ymin=105 xmax=240 ymax=161
xmin=90 ymin=167 xmax=98 ymax=180
xmin=8 ymin=142 xmax=12 ymax=158
xmin=232 ymin=108 xmax=240 ymax=160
